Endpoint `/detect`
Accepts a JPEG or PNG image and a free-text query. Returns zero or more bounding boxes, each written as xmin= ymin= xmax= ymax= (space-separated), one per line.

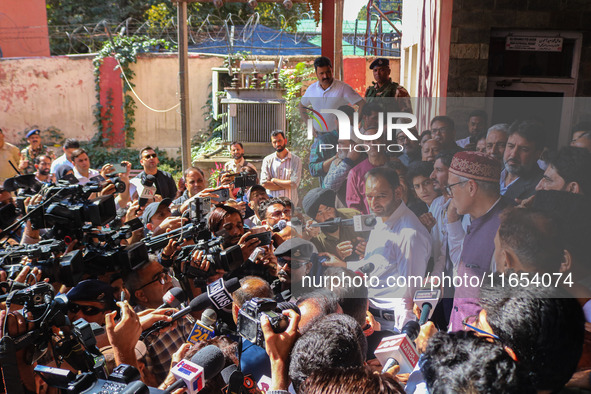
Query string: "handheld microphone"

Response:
xmin=165 ymin=345 xmax=226 ymax=394
xmin=188 ymin=308 xmax=217 ymax=344
xmin=374 ymin=321 xmax=420 ymax=374
xmin=272 ymin=219 xmax=287 ymax=232
xmin=413 ymin=289 xmax=441 ymax=325
xmin=221 ymin=364 xmax=244 ymax=394
xmin=141 ymin=278 xmax=239 ymax=339
xmin=158 ymin=287 xmax=187 ymax=309
xmin=136 ymin=175 xmax=157 ymax=206
xmin=356 ymin=262 xmax=375 ymax=275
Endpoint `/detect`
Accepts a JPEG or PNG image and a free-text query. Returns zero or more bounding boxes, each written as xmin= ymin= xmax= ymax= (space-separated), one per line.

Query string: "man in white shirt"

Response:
xmin=71 ymin=148 xmax=99 ymax=185
xmin=50 ymin=138 xmax=79 ymax=174
xmin=325 ymin=167 xmax=432 ymax=330
xmin=456 ymin=110 xmax=487 ymax=149
xmin=299 ymin=56 xmax=365 ymax=186
xmin=260 ymin=130 xmax=302 ymax=206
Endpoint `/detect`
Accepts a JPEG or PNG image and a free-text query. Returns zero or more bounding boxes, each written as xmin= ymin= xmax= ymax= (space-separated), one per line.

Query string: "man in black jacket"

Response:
xmin=500 ymin=120 xmax=544 ymax=202
xmin=135 ymin=147 xmax=177 ymax=200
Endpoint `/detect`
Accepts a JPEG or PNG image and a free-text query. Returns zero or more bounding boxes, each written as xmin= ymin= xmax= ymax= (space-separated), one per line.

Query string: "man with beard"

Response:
xmin=260 ymin=130 xmax=302 ymax=206
xmin=34 ymin=154 xmax=52 ymax=183
xmin=300 ymin=57 xmax=364 ymax=187
xmin=302 ymin=187 xmax=366 ymax=261
xmin=501 ymin=119 xmax=544 ymax=202
xmin=456 ymin=110 xmax=488 ymax=150
xmin=326 ymin=167 xmax=432 ymax=330
xmin=207 ymin=205 xmax=261 ymax=263
xmin=224 ymin=141 xmax=257 ymax=174
xmin=274 ymin=237 xmax=317 ymax=300
xmin=244 ymin=184 xmax=270 ymax=228
xmin=485 ymin=123 xmax=509 ymax=161
xmin=535 ymin=146 xmax=591 ymax=195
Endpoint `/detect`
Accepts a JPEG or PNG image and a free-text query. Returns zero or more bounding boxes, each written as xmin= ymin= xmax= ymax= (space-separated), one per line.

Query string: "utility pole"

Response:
xmin=177 ymin=0 xmax=191 ymax=171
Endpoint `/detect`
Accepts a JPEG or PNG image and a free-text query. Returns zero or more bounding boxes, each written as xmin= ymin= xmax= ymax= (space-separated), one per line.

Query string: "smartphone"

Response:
xmin=245 ymin=231 xmax=273 ymax=246
xmin=111 ymin=163 xmax=127 ymax=174
xmin=211 ymin=188 xmax=231 ymax=202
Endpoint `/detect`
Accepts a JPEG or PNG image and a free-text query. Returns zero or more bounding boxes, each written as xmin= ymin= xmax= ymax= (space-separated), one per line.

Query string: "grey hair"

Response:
xmin=486 ymin=123 xmax=510 ymax=138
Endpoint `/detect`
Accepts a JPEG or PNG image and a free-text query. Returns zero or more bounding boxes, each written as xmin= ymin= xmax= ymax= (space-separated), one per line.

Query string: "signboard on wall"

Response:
xmin=505 ymin=36 xmax=563 ymax=52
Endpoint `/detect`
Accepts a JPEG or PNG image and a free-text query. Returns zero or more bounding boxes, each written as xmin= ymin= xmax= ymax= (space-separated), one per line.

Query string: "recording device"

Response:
xmin=413 ymin=289 xmax=441 ymax=325
xmin=374 ymin=320 xmax=420 ymax=374
xmin=223 ymin=172 xmax=257 ymax=189
xmin=211 ymin=188 xmax=231 ymax=203
xmin=187 ymin=309 xmax=217 ymax=344
xmin=356 ymin=262 xmax=375 ymax=275
xmin=165 ymin=345 xmax=226 ymax=394
xmin=36 ymin=363 xmax=164 ymax=393
xmin=272 ymin=219 xmax=287 ymax=232
xmin=174 ymin=239 xmax=243 ymax=282
xmin=158 ymin=287 xmax=187 ymax=309
xmin=136 ymin=174 xmax=157 ymax=207
xmin=88 ymin=175 xmax=126 ymax=194
xmin=110 ymin=163 xmax=127 ymax=174
xmin=310 ymin=214 xmax=377 ymax=232
xmin=244 ymin=231 xmax=273 ymax=246
xmin=236 ymin=297 xmax=290 ymax=348
xmin=141 ymin=278 xmax=240 ymax=340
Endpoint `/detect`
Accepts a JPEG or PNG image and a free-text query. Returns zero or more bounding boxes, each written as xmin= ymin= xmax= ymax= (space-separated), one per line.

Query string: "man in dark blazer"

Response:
xmin=500 ymin=120 xmax=544 ymax=202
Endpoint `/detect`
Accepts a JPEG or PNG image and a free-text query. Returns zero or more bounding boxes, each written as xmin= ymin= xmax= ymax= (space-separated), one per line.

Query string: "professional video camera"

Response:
xmin=0 ymin=241 xmax=83 ymax=287
xmin=237 ymin=297 xmax=289 ymax=348
xmin=173 ymin=237 xmax=243 ymax=280
xmin=2 ymin=282 xmax=106 ymax=376
xmin=35 ymin=363 xmax=163 ymax=393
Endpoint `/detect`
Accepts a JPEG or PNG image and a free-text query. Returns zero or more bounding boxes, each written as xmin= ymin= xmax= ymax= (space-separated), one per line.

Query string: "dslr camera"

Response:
xmin=237 ymin=297 xmax=289 ymax=348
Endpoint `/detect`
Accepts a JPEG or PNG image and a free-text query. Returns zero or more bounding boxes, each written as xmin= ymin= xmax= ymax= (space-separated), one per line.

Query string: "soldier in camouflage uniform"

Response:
xmin=365 ymin=58 xmax=413 ymax=114
xmin=19 ymin=129 xmax=55 ymax=175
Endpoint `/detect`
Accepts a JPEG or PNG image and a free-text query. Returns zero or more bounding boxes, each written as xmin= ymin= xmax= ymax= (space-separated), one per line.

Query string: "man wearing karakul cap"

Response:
xmin=446 ymin=151 xmax=511 ymax=331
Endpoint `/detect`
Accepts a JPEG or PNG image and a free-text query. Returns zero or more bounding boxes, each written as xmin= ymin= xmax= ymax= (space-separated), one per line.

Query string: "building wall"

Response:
xmin=0 ymin=0 xmax=50 ymax=58
xmin=0 ymin=54 xmax=395 ymax=155
xmin=449 ymin=0 xmax=591 ymax=97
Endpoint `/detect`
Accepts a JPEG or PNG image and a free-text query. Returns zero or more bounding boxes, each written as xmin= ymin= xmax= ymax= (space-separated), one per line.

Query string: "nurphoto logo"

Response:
xmin=305 ymin=108 xmax=418 ymax=153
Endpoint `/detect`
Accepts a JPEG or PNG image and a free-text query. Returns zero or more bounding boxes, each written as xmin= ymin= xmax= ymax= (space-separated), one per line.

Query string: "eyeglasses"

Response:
xmin=143 ymin=153 xmax=158 ymax=159
xmin=444 ymin=180 xmax=468 ymax=197
xmin=462 ymin=315 xmax=500 ymax=340
xmin=68 ymin=303 xmax=108 ymax=316
xmin=137 ymin=269 xmax=169 ymax=290
xmin=269 ymin=209 xmax=291 ymax=219
xmin=277 ymin=257 xmax=307 ymax=269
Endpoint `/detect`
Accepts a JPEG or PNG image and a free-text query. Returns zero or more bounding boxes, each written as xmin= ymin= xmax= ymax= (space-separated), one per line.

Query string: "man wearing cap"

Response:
xmin=300 ymin=57 xmax=365 ymax=186
xmin=365 ymin=58 xmax=412 ymax=114
xmin=446 ymin=151 xmax=510 ymax=331
xmin=274 ymin=238 xmax=317 ymax=300
xmin=19 ymin=128 xmax=55 ymax=175
xmin=143 ymin=199 xmax=185 ymax=236
xmin=244 ymin=184 xmax=269 ymax=228
xmin=302 ymin=187 xmax=367 ymax=261
xmin=66 ymin=279 xmax=118 ymax=326
xmin=0 ymin=128 xmax=21 ymax=183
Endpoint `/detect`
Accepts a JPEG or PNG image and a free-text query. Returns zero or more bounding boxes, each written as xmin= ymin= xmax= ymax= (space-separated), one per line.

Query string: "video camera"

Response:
xmin=237 ymin=297 xmax=290 ymax=348
xmin=35 ymin=363 xmax=163 ymax=393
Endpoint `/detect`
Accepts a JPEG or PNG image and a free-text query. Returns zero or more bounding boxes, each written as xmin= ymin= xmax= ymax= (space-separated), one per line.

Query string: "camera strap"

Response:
xmin=0 ymin=335 xmax=25 ymax=394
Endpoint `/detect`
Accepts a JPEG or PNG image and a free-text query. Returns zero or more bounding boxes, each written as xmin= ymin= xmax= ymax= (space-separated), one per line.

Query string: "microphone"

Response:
xmin=137 ymin=174 xmax=157 ymax=206
xmin=272 ymin=219 xmax=287 ymax=232
xmin=356 ymin=262 xmax=375 ymax=275
xmin=165 ymin=345 xmax=226 ymax=394
xmin=413 ymin=289 xmax=441 ymax=325
xmin=221 ymin=364 xmax=244 ymax=394
xmin=141 ymin=278 xmax=240 ymax=339
xmin=158 ymin=287 xmax=187 ymax=309
xmin=374 ymin=321 xmax=420 ymax=374
xmin=188 ymin=308 xmax=217 ymax=344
